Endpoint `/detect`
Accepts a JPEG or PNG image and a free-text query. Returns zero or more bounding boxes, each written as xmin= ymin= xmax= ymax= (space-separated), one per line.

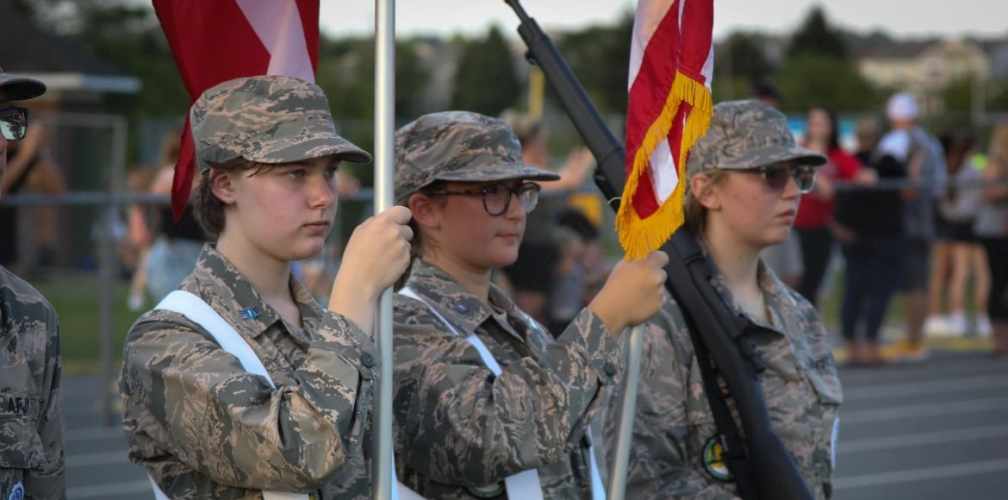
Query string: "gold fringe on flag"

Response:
xmin=616 ymin=70 xmax=713 ymax=261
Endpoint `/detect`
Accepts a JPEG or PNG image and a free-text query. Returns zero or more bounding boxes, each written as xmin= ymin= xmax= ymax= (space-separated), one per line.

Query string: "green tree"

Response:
xmin=451 ymin=25 xmax=521 ymax=116
xmin=987 ymin=79 xmax=1008 ymax=112
xmin=787 ymin=6 xmax=849 ymax=59
xmin=941 ymin=77 xmax=977 ymax=112
xmin=716 ymin=32 xmax=776 ymax=82
xmin=843 ymin=29 xmax=894 ymax=52
xmin=711 ymin=78 xmax=753 ymax=103
xmin=553 ymin=12 xmax=634 ymax=115
xmin=315 ymin=36 xmax=430 ymax=189
xmin=776 ymin=54 xmax=879 ymax=113
xmin=317 ymin=37 xmax=429 ymax=122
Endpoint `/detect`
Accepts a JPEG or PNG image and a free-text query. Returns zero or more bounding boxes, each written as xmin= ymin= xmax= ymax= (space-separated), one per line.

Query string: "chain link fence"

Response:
xmin=4 ymin=110 xmax=1008 ymax=425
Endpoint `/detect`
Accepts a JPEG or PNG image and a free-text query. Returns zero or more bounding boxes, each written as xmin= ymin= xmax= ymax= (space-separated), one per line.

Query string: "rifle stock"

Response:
xmin=505 ymin=2 xmax=815 ymax=499
xmin=506 ymin=0 xmax=625 ymax=209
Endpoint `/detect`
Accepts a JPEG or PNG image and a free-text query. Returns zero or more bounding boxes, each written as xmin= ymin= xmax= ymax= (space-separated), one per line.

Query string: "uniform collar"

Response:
xmin=703 ymin=250 xmax=806 ymax=379
xmin=702 ymin=244 xmax=798 ymax=335
xmin=190 ymin=244 xmax=323 ymax=340
xmin=404 ymin=259 xmax=528 ymax=342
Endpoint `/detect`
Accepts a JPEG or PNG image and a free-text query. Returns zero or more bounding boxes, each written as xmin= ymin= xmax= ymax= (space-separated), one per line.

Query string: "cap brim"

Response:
xmin=0 ymin=75 xmax=46 ymax=101
xmin=721 ymin=143 xmax=827 ymax=170
xmin=435 ymin=162 xmax=561 ymax=184
xmin=251 ymin=135 xmax=372 ymax=165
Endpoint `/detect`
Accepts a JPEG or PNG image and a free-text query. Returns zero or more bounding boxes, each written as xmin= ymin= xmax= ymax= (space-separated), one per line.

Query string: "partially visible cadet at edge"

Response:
xmin=0 ymin=67 xmax=65 ymax=500
xmin=119 ymin=75 xmax=412 ymax=499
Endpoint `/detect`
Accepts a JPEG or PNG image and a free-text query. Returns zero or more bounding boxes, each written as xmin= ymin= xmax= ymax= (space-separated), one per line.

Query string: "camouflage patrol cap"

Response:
xmin=394 ymin=111 xmax=560 ymax=202
xmin=686 ymin=100 xmax=826 ymax=179
xmin=0 ymin=66 xmax=46 ymax=102
xmin=190 ymin=75 xmax=370 ymax=173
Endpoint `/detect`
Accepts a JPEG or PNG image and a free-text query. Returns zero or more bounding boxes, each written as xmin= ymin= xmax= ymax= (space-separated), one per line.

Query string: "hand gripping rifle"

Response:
xmin=503 ymin=2 xmax=816 ymax=499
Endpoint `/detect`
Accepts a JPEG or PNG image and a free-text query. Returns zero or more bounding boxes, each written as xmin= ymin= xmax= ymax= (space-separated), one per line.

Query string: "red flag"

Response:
xmin=152 ymin=0 xmax=320 ymax=220
xmin=617 ymin=0 xmax=714 ymax=260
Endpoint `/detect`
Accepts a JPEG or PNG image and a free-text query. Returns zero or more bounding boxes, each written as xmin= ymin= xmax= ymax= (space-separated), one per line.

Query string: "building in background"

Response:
xmin=0 ymin=4 xmax=140 ymax=271
xmin=856 ymin=38 xmax=990 ymax=114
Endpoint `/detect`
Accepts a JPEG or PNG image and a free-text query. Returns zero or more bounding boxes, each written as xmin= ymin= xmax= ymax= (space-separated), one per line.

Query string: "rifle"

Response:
xmin=504 ymin=2 xmax=816 ymax=499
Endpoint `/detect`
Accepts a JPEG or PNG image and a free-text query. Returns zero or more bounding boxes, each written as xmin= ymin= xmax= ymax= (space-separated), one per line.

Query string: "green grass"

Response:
xmin=31 ymin=273 xmax=144 ymax=375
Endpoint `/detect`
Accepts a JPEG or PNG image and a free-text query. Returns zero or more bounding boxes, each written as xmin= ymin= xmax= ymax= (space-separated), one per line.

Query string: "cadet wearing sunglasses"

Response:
xmin=0 ymin=67 xmax=65 ymax=500
xmin=0 ymin=106 xmax=29 ymax=141
xmin=607 ymin=100 xmax=843 ymax=500
xmin=742 ymin=161 xmax=818 ymax=193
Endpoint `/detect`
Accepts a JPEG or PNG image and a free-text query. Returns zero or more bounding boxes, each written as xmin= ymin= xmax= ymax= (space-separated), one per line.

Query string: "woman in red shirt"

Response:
xmin=795 ymin=107 xmax=865 ymax=307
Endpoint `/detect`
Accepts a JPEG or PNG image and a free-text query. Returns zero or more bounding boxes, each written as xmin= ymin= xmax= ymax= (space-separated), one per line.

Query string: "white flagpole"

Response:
xmin=607 ymin=324 xmax=645 ymax=500
xmin=372 ymin=0 xmax=396 ymax=499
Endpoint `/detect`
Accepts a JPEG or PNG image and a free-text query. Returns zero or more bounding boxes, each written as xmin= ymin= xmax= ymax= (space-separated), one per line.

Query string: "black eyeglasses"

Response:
xmin=426 ymin=181 xmax=541 ymax=216
xmin=0 ymin=107 xmax=28 ymax=141
xmin=739 ymin=161 xmax=817 ymax=193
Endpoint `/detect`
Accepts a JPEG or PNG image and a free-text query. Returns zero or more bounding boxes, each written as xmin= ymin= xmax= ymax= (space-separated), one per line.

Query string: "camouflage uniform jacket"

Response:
xmin=120 ymin=245 xmax=377 ymax=499
xmin=604 ymin=260 xmax=842 ymax=500
xmin=0 ymin=267 xmax=64 ymax=500
xmin=392 ymin=260 xmax=621 ymax=499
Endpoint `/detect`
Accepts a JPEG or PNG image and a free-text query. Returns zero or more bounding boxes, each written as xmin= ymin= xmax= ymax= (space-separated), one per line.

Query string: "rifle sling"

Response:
xmin=686 ymin=319 xmax=762 ymax=500
xmin=672 ymin=230 xmax=762 ymax=499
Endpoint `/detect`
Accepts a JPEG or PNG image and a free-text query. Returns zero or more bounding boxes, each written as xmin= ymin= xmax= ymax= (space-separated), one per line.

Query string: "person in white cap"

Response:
xmin=878 ymin=92 xmax=947 ymax=362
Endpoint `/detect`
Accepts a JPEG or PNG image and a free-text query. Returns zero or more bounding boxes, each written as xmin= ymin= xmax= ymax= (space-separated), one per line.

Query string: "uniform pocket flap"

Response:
xmin=805 ymin=362 xmax=843 ymax=406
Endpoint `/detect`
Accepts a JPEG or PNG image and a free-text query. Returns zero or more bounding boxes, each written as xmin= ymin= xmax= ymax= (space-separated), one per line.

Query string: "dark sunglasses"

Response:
xmin=426 ymin=181 xmax=541 ymax=216
xmin=0 ymin=107 xmax=28 ymax=141
xmin=739 ymin=162 xmax=817 ymax=193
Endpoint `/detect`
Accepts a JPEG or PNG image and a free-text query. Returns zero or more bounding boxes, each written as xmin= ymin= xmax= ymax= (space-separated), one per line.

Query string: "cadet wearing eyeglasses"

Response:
xmin=604 ymin=100 xmax=843 ymax=499
xmin=0 ymin=68 xmax=65 ymax=500
xmin=389 ymin=111 xmax=668 ymax=499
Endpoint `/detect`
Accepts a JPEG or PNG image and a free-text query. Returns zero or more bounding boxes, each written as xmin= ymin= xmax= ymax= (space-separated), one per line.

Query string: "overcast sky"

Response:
xmin=319 ymin=0 xmax=1007 ymax=40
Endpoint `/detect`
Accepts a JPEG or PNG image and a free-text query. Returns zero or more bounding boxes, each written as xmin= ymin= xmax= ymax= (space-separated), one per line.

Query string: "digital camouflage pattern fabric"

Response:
xmin=190 ymin=75 xmax=371 ymax=173
xmin=393 ymin=111 xmax=559 ymax=203
xmin=392 ymin=260 xmax=619 ymax=499
xmin=686 ymin=100 xmax=826 ymax=179
xmin=602 ymin=258 xmax=842 ymax=499
xmin=0 ymin=267 xmax=64 ymax=500
xmin=120 ymin=245 xmax=377 ymax=499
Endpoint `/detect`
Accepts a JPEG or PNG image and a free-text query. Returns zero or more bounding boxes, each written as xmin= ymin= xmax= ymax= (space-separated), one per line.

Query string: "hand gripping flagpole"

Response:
xmin=373 ymin=1 xmax=396 ymax=499
xmin=607 ymin=323 xmax=645 ymax=500
xmin=501 ymin=3 xmax=644 ymax=498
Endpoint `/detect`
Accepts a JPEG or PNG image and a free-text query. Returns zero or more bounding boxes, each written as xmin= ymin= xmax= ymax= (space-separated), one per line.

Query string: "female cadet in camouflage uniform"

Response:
xmin=0 ymin=68 xmax=64 ymax=500
xmin=119 ymin=75 xmax=413 ymax=499
xmin=390 ymin=111 xmax=668 ymax=499
xmin=604 ymin=100 xmax=843 ymax=499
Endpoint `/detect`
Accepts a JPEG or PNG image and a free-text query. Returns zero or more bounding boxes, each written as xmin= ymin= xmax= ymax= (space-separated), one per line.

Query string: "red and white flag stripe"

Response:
xmin=236 ymin=0 xmax=315 ymax=82
xmin=617 ymin=0 xmax=714 ymax=260
xmin=153 ymin=0 xmax=320 ymax=219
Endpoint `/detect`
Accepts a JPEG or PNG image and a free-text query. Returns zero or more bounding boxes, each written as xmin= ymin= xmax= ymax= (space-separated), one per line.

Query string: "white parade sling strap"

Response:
xmin=154 ymin=290 xmax=423 ymax=500
xmin=399 ymin=287 xmax=606 ymax=500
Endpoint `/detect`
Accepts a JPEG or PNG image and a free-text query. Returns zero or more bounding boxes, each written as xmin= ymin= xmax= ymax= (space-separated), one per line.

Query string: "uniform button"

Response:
xmin=453 ymin=300 xmax=473 ymax=315
xmin=360 ymin=353 xmax=375 ymax=368
xmin=604 ymin=362 xmax=617 ymax=377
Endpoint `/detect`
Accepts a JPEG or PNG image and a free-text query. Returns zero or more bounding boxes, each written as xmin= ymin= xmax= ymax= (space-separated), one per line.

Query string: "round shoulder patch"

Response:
xmin=702 ymin=436 xmax=734 ymax=482
xmin=8 ymin=483 xmax=24 ymax=500
xmin=466 ymin=482 xmax=505 ymax=499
